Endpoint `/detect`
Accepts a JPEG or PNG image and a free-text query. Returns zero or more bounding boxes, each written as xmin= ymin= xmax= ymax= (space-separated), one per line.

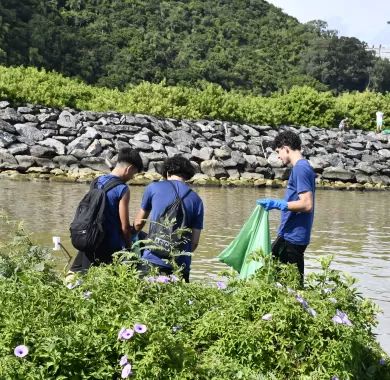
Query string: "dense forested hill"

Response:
xmin=0 ymin=0 xmax=389 ymax=93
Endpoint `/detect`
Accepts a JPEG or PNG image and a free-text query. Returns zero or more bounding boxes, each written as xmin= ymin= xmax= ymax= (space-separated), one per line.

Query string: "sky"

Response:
xmin=267 ymin=0 xmax=390 ymax=47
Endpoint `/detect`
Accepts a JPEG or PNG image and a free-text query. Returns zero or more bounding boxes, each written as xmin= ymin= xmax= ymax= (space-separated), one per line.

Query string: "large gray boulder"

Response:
xmin=0 ymin=130 xmax=17 ymax=148
xmin=247 ymin=144 xmax=262 ymax=156
xmin=0 ymin=101 xmax=10 ymax=109
xmin=0 ymin=107 xmax=23 ymax=122
xmin=7 ymin=143 xmax=29 ymax=155
xmin=214 ymin=147 xmax=231 ymax=159
xmin=14 ymin=123 xmax=44 ymax=144
xmin=169 ymin=130 xmax=194 ymax=148
xmin=0 ymin=148 xmax=17 ymax=164
xmin=378 ymin=149 xmax=390 ymax=159
xmin=322 ymin=167 xmax=355 ymax=181
xmin=80 ymin=157 xmax=109 ymax=172
xmin=17 ymin=106 xmax=33 ymax=114
xmin=242 ymin=124 xmax=260 ymax=137
xmin=141 ymin=151 xmax=167 ymax=162
xmin=191 ymin=147 xmax=213 ymax=161
xmin=309 ymin=156 xmax=329 ymax=171
xmin=30 ymin=145 xmax=57 ymax=158
xmin=39 ymin=138 xmax=66 ymax=155
xmin=166 ymin=146 xmax=180 ymax=157
xmin=221 ymin=159 xmax=238 ymax=169
xmin=53 ymin=155 xmax=78 ymax=167
xmin=355 ymin=162 xmax=377 ymax=175
xmin=0 ymin=119 xmax=16 ymax=133
xmin=15 ymin=155 xmax=36 ymax=169
xmin=200 ymin=159 xmax=228 ymax=178
xmin=230 ymin=151 xmax=246 ymax=166
xmin=151 ymin=141 xmax=165 ymax=152
xmin=133 ymin=132 xmax=150 ymax=142
xmin=67 ymin=136 xmax=91 ymax=152
xmin=57 ymin=110 xmax=76 ymax=129
xmin=37 ymin=113 xmax=57 ymax=123
xmin=273 ymin=168 xmax=291 ymax=180
xmin=355 ymin=173 xmax=372 ymax=184
xmin=130 ymin=139 xmax=153 ymax=151
xmin=267 ymin=152 xmax=284 ymax=168
xmin=86 ymin=140 xmax=103 ymax=156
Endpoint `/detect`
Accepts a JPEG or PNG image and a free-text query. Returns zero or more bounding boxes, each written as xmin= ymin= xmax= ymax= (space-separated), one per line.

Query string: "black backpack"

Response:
xmin=147 ymin=181 xmax=192 ymax=259
xmin=70 ymin=177 xmax=125 ymax=260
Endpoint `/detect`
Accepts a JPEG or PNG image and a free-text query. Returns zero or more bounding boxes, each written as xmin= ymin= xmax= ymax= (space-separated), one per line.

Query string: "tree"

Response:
xmin=300 ymin=35 xmax=375 ymax=92
xmin=368 ymin=57 xmax=390 ymax=92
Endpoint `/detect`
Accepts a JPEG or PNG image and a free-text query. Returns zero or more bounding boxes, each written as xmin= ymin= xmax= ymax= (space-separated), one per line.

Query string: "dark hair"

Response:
xmin=162 ymin=155 xmax=195 ymax=180
xmin=272 ymin=130 xmax=302 ymax=151
xmin=118 ymin=148 xmax=143 ymax=172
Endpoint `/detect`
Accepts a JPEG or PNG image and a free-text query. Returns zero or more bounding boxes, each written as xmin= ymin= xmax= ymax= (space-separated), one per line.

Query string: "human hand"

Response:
xmin=256 ymin=198 xmax=288 ymax=211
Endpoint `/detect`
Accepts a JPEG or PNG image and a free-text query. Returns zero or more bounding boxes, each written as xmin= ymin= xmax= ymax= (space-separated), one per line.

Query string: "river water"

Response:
xmin=0 ymin=178 xmax=389 ymax=353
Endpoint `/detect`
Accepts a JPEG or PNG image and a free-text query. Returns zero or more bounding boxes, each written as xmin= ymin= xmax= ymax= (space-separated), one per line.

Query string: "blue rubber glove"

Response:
xmin=256 ymin=198 xmax=288 ymax=211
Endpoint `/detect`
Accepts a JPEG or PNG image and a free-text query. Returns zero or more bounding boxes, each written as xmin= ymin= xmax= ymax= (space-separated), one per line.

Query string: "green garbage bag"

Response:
xmin=218 ymin=205 xmax=271 ymax=279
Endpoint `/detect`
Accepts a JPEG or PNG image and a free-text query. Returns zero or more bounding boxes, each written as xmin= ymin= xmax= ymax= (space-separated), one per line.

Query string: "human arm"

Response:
xmin=133 ymin=208 xmax=150 ymax=232
xmin=133 ymin=185 xmax=153 ymax=232
xmin=191 ymin=228 xmax=201 ymax=252
xmin=287 ymin=191 xmax=313 ymax=212
xmin=118 ymin=189 xmax=132 ymax=245
xmin=256 ymin=192 xmax=313 ymax=213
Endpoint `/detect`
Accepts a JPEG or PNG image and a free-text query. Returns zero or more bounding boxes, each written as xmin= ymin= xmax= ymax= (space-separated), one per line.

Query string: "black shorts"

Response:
xmin=271 ymin=236 xmax=307 ymax=279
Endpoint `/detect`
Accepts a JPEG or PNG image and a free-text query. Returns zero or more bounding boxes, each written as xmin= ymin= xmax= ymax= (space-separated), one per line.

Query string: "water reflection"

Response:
xmin=0 ymin=178 xmax=389 ymax=353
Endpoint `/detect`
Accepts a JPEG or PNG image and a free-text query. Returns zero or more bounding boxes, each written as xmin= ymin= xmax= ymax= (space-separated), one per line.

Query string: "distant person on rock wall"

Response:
xmin=376 ymin=111 xmax=384 ymax=134
xmin=256 ymin=130 xmax=316 ymax=287
xmin=338 ymin=117 xmax=349 ymax=132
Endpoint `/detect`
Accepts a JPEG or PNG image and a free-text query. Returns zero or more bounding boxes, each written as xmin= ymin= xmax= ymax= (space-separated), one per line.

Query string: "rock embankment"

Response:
xmin=0 ymin=101 xmax=389 ymax=190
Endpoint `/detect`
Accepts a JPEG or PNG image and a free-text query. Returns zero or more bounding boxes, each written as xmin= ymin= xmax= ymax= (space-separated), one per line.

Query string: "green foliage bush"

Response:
xmin=1 ymin=222 xmax=389 ymax=379
xmin=0 ymin=65 xmax=388 ymax=130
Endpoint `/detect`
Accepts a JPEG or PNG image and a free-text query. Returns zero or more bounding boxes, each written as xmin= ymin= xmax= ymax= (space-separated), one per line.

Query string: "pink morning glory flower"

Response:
xmin=216 ymin=281 xmax=227 ymax=290
xmin=119 ymin=355 xmax=128 ymax=366
xmin=134 ymin=323 xmax=147 ymax=334
xmin=332 ymin=310 xmax=352 ymax=326
xmin=118 ymin=328 xmax=134 ymax=340
xmin=14 ymin=345 xmax=28 ymax=358
xmin=121 ymin=363 xmax=132 ymax=378
xmin=156 ymin=275 xmax=170 ymax=283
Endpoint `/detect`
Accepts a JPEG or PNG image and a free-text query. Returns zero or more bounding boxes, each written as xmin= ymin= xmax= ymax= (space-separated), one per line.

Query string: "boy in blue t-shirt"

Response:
xmin=68 ymin=148 xmax=143 ymax=274
xmin=257 ymin=130 xmax=316 ymax=284
xmin=134 ymin=156 xmax=204 ymax=282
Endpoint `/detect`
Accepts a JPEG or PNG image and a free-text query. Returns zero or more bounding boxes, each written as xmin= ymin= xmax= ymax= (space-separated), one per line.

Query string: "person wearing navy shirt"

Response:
xmin=68 ymin=148 xmax=143 ymax=275
xmin=134 ymin=156 xmax=204 ymax=282
xmin=257 ymin=130 xmax=316 ymax=285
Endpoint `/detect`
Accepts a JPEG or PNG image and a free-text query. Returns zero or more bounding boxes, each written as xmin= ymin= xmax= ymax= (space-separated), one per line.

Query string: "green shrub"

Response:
xmin=0 ymin=65 xmax=387 ymax=130
xmin=270 ymin=86 xmax=337 ymax=128
xmin=0 ymin=222 xmax=389 ymax=379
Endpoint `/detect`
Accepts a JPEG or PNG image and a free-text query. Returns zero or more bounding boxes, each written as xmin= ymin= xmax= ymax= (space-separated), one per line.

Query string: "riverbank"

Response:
xmin=1 ymin=102 xmax=389 ymax=190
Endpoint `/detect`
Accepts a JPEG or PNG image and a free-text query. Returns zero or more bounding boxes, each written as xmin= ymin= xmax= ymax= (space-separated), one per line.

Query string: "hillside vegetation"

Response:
xmin=1 ymin=0 xmax=389 ymax=94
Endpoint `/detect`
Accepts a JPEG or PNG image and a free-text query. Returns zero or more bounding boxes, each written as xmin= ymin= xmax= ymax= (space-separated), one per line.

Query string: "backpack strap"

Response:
xmin=103 ymin=177 xmax=126 ymax=193
xmin=90 ymin=177 xmax=126 ymax=193
xmin=167 ymin=180 xmax=192 ymax=201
